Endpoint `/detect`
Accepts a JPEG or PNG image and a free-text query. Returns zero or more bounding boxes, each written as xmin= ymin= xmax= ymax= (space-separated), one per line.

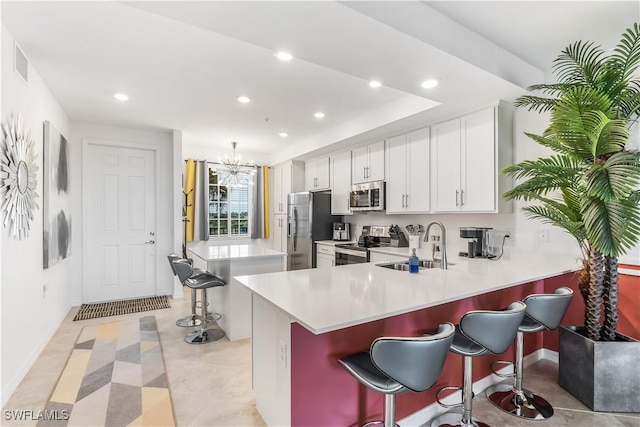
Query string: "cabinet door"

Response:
xmin=316 ymin=254 xmax=334 ymax=268
xmin=406 ymin=128 xmax=430 ymax=213
xmin=304 ymin=160 xmax=317 ymax=191
xmin=367 ymin=140 xmax=385 ymax=182
xmin=461 ymin=108 xmax=495 ymax=212
xmin=386 ymin=135 xmax=407 ymax=214
xmin=352 ymin=146 xmax=369 ymax=184
xmin=316 ymin=157 xmax=330 ymax=189
xmin=331 ymin=151 xmax=352 ymax=215
xmin=273 ymin=165 xmax=284 ymax=214
xmin=431 ymin=118 xmax=462 ymax=212
xmin=272 ymin=215 xmax=287 ymax=253
xmin=281 ymin=162 xmax=293 ymax=200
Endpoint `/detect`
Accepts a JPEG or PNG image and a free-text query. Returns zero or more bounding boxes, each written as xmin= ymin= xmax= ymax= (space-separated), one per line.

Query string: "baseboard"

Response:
xmin=541 ymin=348 xmax=559 ymax=363
xmin=398 ymin=349 xmax=547 ymax=426
xmin=1 ymin=304 xmax=71 ymax=407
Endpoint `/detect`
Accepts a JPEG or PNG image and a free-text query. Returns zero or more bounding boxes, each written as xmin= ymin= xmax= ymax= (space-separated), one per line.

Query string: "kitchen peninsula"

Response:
xmin=188 ymin=242 xmax=286 ymax=341
xmin=235 ymin=251 xmax=583 ymax=426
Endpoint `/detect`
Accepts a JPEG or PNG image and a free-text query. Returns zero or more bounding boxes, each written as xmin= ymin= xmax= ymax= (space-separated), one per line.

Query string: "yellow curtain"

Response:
xmin=263 ymin=166 xmax=270 ymax=239
xmin=184 ymin=159 xmax=197 ymax=242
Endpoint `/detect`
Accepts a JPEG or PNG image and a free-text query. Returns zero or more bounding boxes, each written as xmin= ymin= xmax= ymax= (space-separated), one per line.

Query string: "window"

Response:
xmin=208 ymin=169 xmax=250 ymax=237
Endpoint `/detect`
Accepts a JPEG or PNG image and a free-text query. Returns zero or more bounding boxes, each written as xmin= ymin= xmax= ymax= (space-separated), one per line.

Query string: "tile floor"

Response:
xmin=3 ymin=288 xmax=639 ymax=427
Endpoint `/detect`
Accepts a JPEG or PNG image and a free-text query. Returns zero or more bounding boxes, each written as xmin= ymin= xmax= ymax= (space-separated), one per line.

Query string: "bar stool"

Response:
xmin=485 ymin=287 xmax=573 ymax=420
xmin=168 ymin=254 xmax=202 ymax=327
xmin=430 ymin=301 xmax=526 ymax=427
xmin=338 ymin=323 xmax=455 ymax=427
xmin=172 ymin=259 xmax=227 ymax=344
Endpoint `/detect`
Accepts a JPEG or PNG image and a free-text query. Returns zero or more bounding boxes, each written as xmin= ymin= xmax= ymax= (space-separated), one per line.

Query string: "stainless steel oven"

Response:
xmin=334 ymin=245 xmax=369 ymax=265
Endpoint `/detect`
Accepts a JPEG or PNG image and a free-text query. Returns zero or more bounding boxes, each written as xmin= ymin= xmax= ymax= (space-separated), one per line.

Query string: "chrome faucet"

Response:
xmin=423 ymin=221 xmax=447 ymax=269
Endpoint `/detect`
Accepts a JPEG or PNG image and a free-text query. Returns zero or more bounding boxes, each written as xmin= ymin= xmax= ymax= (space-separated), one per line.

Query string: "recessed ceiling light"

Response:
xmin=314 ymin=112 xmax=325 ymax=119
xmin=114 ymin=93 xmax=129 ymax=101
xmin=237 ymin=96 xmax=251 ymax=103
xmin=279 ymin=132 xmax=288 ymax=138
xmin=369 ymin=80 xmax=382 ymax=88
xmin=420 ymin=79 xmax=439 ymax=89
xmin=275 ymin=51 xmax=293 ymax=61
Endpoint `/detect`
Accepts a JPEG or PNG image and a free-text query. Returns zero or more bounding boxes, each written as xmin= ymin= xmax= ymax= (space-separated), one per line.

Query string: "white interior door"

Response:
xmin=84 ymin=143 xmax=157 ymax=303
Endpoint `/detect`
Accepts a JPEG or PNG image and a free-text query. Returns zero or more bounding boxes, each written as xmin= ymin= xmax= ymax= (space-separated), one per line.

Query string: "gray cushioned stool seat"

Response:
xmin=339 ymin=323 xmax=455 ymax=427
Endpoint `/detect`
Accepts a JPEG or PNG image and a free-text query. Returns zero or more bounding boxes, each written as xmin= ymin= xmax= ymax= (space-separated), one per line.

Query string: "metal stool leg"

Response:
xmin=361 ymin=394 xmax=399 ymax=427
xmin=176 ymin=288 xmax=202 ymax=327
xmin=184 ymin=288 xmax=225 ymax=344
xmin=485 ymin=331 xmax=553 ymax=419
xmin=431 ymin=356 xmax=490 ymax=427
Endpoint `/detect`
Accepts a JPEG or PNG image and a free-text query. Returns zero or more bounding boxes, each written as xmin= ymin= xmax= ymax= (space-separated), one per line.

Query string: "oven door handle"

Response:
xmin=335 ymin=248 xmax=368 ymax=258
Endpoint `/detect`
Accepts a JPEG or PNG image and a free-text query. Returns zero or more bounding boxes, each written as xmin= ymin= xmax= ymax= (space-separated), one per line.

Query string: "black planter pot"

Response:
xmin=558 ymin=325 xmax=640 ymax=412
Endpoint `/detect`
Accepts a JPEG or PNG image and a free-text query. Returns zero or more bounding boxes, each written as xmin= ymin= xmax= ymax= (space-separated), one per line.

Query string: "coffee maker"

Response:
xmin=333 ymin=222 xmax=351 ymax=241
xmin=459 ymin=227 xmax=493 ymax=258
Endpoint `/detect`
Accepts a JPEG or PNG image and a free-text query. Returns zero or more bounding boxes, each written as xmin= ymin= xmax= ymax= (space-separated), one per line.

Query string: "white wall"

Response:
xmin=69 ymin=122 xmax=177 ymax=305
xmin=1 ymin=26 xmax=72 ymax=405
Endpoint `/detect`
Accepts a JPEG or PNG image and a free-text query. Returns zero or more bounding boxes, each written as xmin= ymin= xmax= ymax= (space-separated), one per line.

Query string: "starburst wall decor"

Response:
xmin=0 ymin=114 xmax=39 ymax=240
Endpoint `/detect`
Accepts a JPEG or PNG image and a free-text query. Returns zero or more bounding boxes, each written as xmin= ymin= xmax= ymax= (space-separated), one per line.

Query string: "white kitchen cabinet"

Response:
xmin=352 ymin=140 xmax=385 ymax=184
xmin=316 ymin=243 xmax=335 ymax=268
xmin=305 ymin=156 xmax=330 ymax=191
xmin=272 ymin=161 xmax=304 ymax=215
xmin=431 ymin=105 xmax=513 ymax=213
xmin=330 ymin=151 xmax=352 ymax=215
xmin=273 ymin=214 xmax=288 ymax=255
xmin=386 ymin=128 xmax=430 ymax=214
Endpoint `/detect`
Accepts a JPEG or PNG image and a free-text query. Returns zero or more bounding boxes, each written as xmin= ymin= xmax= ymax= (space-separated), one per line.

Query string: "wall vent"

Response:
xmin=14 ymin=42 xmax=28 ymax=85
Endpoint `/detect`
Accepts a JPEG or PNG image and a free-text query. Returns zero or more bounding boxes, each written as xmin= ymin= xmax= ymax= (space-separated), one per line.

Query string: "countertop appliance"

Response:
xmin=333 ymin=222 xmax=351 ymax=241
xmin=334 ymin=225 xmax=391 ymax=265
xmin=459 ymin=227 xmax=493 ymax=258
xmin=349 ymin=181 xmax=385 ymax=212
xmin=287 ymin=191 xmax=340 ymax=270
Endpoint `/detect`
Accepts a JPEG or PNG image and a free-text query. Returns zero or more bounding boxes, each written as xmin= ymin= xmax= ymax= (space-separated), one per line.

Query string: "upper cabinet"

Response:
xmin=304 ymin=156 xmax=330 ymax=191
xmin=272 ymin=160 xmax=304 ymax=215
xmin=352 ymin=140 xmax=385 ymax=184
xmin=386 ymin=127 xmax=430 ymax=214
xmin=430 ymin=105 xmax=513 ymax=213
xmin=330 ymin=150 xmax=352 ymax=215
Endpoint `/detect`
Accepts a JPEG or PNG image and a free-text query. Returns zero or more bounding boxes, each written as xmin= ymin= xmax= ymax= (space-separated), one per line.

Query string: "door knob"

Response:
xmin=144 ymin=240 xmax=155 ymax=245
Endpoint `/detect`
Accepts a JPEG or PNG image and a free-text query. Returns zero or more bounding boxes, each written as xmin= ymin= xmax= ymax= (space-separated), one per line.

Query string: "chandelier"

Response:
xmin=216 ymin=141 xmax=256 ymax=187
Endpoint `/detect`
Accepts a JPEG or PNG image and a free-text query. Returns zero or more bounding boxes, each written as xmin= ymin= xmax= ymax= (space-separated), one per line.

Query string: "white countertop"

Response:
xmin=188 ymin=242 xmax=286 ymax=262
xmin=235 ymin=251 xmax=582 ymax=335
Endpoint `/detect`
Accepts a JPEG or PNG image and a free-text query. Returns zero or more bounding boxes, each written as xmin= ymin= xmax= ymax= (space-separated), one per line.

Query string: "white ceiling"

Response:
xmin=2 ymin=1 xmax=638 ymax=164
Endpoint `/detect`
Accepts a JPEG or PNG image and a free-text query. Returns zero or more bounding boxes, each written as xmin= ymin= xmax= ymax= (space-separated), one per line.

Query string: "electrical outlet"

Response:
xmin=278 ymin=340 xmax=287 ymax=368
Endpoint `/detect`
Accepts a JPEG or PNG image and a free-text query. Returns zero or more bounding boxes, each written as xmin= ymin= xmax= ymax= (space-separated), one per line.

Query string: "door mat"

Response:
xmin=38 ymin=316 xmax=175 ymax=426
xmin=73 ymin=296 xmax=171 ymax=321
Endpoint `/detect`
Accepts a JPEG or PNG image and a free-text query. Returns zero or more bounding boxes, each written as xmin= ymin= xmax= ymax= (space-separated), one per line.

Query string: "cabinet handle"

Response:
xmin=402 ymin=194 xmax=405 ymax=208
xmin=455 ymin=190 xmax=459 ymax=206
xmin=363 ymin=166 xmax=367 ymax=179
xmin=366 ymin=166 xmax=370 ymax=178
xmin=405 ymin=194 xmax=409 ymax=208
xmin=460 ymin=189 xmax=465 ymax=206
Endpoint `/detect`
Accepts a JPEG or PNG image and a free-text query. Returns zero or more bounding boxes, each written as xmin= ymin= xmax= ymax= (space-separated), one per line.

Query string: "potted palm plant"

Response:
xmin=503 ymin=23 xmax=640 ymax=412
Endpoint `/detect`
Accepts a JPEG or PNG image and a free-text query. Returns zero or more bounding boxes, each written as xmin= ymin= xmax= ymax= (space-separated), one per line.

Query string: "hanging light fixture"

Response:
xmin=216 ymin=141 xmax=256 ymax=187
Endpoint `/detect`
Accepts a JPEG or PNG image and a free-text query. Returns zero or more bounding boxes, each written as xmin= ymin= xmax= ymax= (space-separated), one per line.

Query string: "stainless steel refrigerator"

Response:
xmin=287 ymin=191 xmax=339 ymax=270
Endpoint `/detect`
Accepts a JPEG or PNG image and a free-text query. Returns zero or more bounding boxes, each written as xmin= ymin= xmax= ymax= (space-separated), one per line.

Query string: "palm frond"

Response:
xmin=513 ymin=95 xmax=558 ymax=113
xmin=553 ymin=40 xmax=605 ymax=86
xmin=581 ymin=195 xmax=640 ymax=256
xmin=522 ymin=205 xmax=587 ymax=249
xmin=523 ymin=132 xmax=576 ymax=156
xmin=581 ymin=112 xmax=630 ymax=157
xmin=526 ymin=83 xmax=574 ymax=96
xmin=610 ymin=23 xmax=640 ymax=83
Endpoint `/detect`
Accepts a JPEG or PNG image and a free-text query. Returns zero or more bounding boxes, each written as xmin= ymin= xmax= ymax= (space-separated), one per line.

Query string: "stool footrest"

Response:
xmin=436 ymin=386 xmax=464 ymax=408
xmin=490 ymin=360 xmax=515 ymax=378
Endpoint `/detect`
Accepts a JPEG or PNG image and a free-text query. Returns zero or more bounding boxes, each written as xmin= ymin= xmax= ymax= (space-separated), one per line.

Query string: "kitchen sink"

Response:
xmin=375 ymin=260 xmax=452 ymax=271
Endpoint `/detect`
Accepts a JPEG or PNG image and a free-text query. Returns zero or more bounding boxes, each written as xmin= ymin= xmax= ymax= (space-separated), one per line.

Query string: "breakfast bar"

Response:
xmin=235 ymin=251 xmax=583 ymax=426
xmin=188 ymin=242 xmax=286 ymax=341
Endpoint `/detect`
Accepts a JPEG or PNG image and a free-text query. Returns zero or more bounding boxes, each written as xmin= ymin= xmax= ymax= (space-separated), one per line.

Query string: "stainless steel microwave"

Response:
xmin=349 ymin=181 xmax=385 ymax=212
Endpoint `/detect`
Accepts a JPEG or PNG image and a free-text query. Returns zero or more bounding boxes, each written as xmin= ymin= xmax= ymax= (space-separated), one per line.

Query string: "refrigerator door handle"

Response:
xmin=293 ymin=207 xmax=298 ymax=251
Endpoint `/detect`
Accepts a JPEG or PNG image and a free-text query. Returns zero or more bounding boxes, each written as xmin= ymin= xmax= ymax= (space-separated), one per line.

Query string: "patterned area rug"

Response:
xmin=39 ymin=316 xmax=175 ymax=427
xmin=73 ymin=296 xmax=171 ymax=321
